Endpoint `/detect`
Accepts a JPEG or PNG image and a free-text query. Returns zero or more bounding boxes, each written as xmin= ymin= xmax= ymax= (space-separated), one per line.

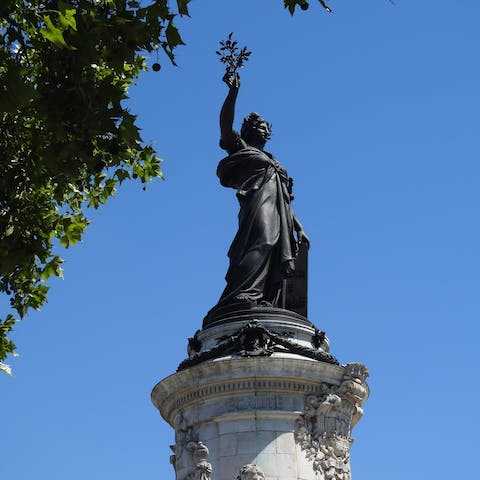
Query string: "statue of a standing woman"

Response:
xmin=214 ymin=72 xmax=309 ymax=310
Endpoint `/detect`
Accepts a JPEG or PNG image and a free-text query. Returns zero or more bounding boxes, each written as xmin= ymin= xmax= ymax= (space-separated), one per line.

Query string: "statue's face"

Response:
xmin=255 ymin=121 xmax=270 ymax=140
xmin=245 ymin=120 xmax=270 ymax=147
xmin=249 ymin=473 xmax=265 ymax=480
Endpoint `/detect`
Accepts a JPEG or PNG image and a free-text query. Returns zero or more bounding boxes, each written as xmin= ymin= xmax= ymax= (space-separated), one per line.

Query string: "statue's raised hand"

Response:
xmin=223 ymin=72 xmax=240 ymax=92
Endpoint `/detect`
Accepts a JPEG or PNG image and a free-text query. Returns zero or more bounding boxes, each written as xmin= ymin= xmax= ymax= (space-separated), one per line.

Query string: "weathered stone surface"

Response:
xmin=152 ymin=357 xmax=368 ymax=480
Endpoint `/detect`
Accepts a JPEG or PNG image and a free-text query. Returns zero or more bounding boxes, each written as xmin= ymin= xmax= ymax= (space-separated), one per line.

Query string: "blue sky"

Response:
xmin=3 ymin=1 xmax=480 ymax=479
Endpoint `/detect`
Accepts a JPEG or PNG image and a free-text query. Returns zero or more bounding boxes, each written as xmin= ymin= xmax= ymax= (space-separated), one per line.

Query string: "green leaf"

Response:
xmin=58 ymin=8 xmax=77 ymax=32
xmin=119 ymin=112 xmax=142 ymax=143
xmin=144 ymin=1 xmax=170 ymax=21
xmin=0 ymin=362 xmax=12 ymax=375
xmin=40 ymin=15 xmax=72 ymax=49
xmin=166 ymin=20 xmax=185 ymax=47
xmin=41 ymin=257 xmax=64 ymax=281
xmin=284 ymin=0 xmax=296 ymax=15
xmin=177 ymin=0 xmax=191 ymax=16
xmin=0 ymin=314 xmax=17 ymax=367
xmin=100 ymin=178 xmax=117 ymax=203
xmin=115 ymin=168 xmax=131 ymax=183
xmin=59 ymin=214 xmax=89 ymax=247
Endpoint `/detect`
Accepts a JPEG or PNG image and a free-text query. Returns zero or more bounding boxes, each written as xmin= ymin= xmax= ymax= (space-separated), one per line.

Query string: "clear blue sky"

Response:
xmin=3 ymin=1 xmax=480 ymax=479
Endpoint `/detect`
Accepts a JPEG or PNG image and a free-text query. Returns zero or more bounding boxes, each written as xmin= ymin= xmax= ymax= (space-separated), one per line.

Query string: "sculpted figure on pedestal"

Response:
xmin=213 ymin=71 xmax=309 ymax=311
xmin=236 ymin=464 xmax=266 ymax=480
xmin=171 ymin=414 xmax=212 ymax=480
xmin=294 ymin=364 xmax=369 ymax=480
xmin=187 ymin=441 xmax=212 ymax=480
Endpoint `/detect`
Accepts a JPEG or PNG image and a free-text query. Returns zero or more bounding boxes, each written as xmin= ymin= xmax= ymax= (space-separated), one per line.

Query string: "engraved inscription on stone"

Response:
xmin=226 ymin=395 xmax=283 ymax=411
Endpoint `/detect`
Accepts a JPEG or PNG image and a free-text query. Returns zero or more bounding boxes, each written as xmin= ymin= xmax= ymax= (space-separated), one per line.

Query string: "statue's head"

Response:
xmin=236 ymin=464 xmax=266 ymax=480
xmin=241 ymin=112 xmax=272 ymax=148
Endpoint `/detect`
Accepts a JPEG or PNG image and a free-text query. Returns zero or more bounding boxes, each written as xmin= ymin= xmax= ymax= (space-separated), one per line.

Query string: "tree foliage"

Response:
xmin=0 ymin=0 xmax=333 ymax=375
xmin=0 ymin=0 xmax=191 ymax=374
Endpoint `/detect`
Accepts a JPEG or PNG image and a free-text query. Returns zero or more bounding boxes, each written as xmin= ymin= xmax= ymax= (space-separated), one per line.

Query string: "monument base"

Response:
xmin=152 ymin=356 xmax=369 ymax=480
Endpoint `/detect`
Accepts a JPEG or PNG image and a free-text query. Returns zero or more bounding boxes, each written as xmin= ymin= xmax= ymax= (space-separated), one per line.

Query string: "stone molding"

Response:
xmin=152 ymin=357 xmax=345 ymax=425
xmin=202 ymin=305 xmax=312 ymax=329
xmin=175 ymin=378 xmax=328 ymax=409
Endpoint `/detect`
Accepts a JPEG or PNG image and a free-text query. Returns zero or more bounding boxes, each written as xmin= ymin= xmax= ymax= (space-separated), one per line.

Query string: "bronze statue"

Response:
xmin=214 ymin=71 xmax=309 ymax=310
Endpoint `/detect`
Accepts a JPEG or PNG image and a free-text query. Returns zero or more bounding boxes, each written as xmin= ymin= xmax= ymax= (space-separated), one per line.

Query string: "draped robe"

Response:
xmin=216 ymin=132 xmax=297 ymax=307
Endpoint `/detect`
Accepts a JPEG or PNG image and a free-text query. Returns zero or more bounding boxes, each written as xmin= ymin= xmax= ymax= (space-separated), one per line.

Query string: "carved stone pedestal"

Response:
xmin=151 ymin=313 xmax=369 ymax=480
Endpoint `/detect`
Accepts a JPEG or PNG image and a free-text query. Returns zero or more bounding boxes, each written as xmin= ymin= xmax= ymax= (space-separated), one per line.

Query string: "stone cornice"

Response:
xmin=152 ymin=356 xmax=344 ymax=424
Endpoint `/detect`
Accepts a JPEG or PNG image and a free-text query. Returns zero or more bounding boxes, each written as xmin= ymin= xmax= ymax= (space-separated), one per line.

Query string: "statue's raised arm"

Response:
xmin=219 ymin=73 xmax=240 ymax=144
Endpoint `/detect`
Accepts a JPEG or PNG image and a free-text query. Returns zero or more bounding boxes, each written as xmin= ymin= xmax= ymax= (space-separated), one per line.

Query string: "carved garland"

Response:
xmin=178 ymin=320 xmax=338 ymax=370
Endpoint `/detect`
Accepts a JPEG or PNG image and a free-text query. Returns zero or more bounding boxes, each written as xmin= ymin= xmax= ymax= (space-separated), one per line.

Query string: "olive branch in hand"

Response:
xmin=216 ymin=33 xmax=252 ymax=75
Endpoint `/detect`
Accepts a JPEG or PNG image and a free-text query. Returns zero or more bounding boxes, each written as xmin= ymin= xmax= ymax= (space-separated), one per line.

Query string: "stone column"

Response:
xmin=151 ymin=309 xmax=369 ymax=480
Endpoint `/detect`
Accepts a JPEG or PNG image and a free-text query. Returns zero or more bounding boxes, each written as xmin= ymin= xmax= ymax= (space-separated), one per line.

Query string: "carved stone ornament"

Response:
xmin=172 ymin=414 xmax=212 ymax=480
xmin=178 ymin=320 xmax=338 ymax=370
xmin=186 ymin=441 xmax=212 ymax=480
xmin=187 ymin=330 xmax=202 ymax=359
xmin=294 ymin=364 xmax=369 ymax=480
xmin=236 ymin=464 xmax=266 ymax=480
